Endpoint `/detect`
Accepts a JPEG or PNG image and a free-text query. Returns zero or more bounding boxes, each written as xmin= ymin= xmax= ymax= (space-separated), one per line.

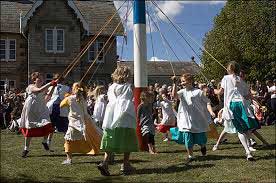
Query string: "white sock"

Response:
xmin=238 ymin=132 xmax=250 ymax=154
xmin=188 ymin=155 xmax=193 ymax=159
xmin=24 ymin=146 xmax=29 ymax=151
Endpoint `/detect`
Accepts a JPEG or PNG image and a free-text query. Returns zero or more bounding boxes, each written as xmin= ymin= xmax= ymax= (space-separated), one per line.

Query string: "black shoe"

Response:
xmin=201 ymin=146 xmax=207 ymax=156
xmin=42 ymin=142 xmax=49 ymax=151
xmin=22 ymin=150 xmax=29 ymax=158
xmin=184 ymin=157 xmax=194 ymax=165
xmin=97 ymin=162 xmax=110 ymax=176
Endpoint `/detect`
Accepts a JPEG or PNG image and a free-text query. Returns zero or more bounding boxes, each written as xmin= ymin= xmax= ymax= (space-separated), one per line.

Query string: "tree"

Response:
xmin=201 ymin=0 xmax=276 ymax=82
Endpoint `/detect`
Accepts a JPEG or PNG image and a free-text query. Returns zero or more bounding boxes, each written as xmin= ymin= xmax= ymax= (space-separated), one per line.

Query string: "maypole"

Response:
xmin=133 ymin=0 xmax=147 ymax=150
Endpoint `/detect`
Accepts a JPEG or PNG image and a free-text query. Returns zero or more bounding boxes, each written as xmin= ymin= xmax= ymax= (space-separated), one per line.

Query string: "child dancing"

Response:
xmin=60 ymin=82 xmax=102 ymax=165
xmin=171 ymin=73 xmax=216 ymax=164
xmin=97 ymin=66 xmax=138 ymax=176
xmin=19 ymin=72 xmax=56 ymax=158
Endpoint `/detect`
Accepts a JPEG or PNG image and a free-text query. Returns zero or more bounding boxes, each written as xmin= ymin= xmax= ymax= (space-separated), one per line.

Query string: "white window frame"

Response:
xmin=0 ymin=80 xmax=16 ymax=91
xmin=88 ymin=40 xmax=105 ymax=63
xmin=45 ymin=28 xmax=64 ymax=53
xmin=0 ymin=39 xmax=16 ymax=61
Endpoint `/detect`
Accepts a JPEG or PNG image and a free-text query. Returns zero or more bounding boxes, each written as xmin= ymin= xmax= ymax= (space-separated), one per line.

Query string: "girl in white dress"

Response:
xmin=97 ymin=66 xmax=138 ymax=176
xmin=216 ymin=62 xmax=259 ymax=161
xmin=19 ymin=72 xmax=56 ymax=158
xmin=60 ymin=82 xmax=102 ymax=165
xmin=93 ymin=85 xmax=107 ymax=129
xmin=172 ymin=73 xmax=216 ymax=164
xmin=156 ymin=92 xmax=176 ymax=142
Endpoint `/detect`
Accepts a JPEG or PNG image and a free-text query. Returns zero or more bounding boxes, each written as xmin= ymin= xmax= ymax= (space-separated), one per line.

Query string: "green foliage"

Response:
xmin=201 ymin=0 xmax=276 ymax=82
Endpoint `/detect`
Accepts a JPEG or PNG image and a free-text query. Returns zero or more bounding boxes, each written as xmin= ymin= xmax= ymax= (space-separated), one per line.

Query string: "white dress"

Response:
xmin=64 ymin=95 xmax=88 ymax=141
xmin=93 ymin=94 xmax=107 ymax=122
xmin=160 ymin=99 xmax=176 ymax=126
xmin=102 ymin=83 xmax=136 ymax=130
xmin=221 ymin=75 xmax=255 ymax=133
xmin=177 ymin=88 xmax=210 ymax=133
xmin=19 ymin=85 xmax=51 ymax=129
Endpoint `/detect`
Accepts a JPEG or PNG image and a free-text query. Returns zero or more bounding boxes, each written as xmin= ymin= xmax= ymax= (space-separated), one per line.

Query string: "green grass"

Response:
xmin=1 ymin=126 xmax=275 ymax=182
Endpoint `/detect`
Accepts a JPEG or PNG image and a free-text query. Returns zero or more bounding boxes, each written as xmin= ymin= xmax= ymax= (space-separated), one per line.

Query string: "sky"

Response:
xmin=114 ymin=0 xmax=226 ymax=63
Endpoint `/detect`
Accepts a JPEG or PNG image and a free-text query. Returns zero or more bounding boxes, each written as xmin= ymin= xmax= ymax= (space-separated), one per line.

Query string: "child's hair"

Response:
xmin=111 ymin=66 xmax=131 ymax=84
xmin=93 ymin=85 xmax=105 ymax=99
xmin=227 ymin=61 xmax=240 ymax=74
xmin=181 ymin=73 xmax=194 ymax=84
xmin=72 ymin=82 xmax=87 ymax=102
xmin=31 ymin=72 xmax=41 ymax=82
xmin=140 ymin=91 xmax=149 ymax=103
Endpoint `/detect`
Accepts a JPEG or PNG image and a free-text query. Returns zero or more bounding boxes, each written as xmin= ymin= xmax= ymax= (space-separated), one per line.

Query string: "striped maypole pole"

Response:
xmin=133 ymin=0 xmax=147 ymax=151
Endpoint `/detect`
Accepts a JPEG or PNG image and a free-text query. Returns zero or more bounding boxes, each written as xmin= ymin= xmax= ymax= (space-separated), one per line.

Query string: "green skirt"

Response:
xmin=101 ymin=127 xmax=139 ymax=153
xmin=230 ymin=101 xmax=259 ymax=133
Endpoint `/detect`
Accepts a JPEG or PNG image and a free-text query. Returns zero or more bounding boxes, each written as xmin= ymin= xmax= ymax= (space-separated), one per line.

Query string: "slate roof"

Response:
xmin=0 ymin=0 xmax=124 ymax=35
xmin=117 ymin=61 xmax=200 ymax=76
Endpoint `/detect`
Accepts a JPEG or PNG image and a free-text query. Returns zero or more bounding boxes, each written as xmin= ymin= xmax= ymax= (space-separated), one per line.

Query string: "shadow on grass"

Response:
xmin=1 ymin=174 xmax=38 ymax=183
xmin=158 ymin=149 xmax=185 ymax=154
xmin=73 ymin=159 xmax=150 ymax=165
xmin=29 ymin=153 xmax=101 ymax=158
xmin=134 ymin=163 xmax=215 ymax=175
xmin=83 ymin=176 xmax=124 ymax=183
xmin=256 ymin=144 xmax=276 ymax=150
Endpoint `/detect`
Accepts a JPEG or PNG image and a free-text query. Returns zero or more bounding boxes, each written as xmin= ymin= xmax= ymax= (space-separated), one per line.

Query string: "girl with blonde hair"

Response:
xmin=60 ymin=82 xmax=102 ymax=165
xmin=97 ymin=66 xmax=138 ymax=176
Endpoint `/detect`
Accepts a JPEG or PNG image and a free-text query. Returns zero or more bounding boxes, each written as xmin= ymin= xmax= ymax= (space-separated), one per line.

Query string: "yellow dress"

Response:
xmin=60 ymin=95 xmax=102 ymax=155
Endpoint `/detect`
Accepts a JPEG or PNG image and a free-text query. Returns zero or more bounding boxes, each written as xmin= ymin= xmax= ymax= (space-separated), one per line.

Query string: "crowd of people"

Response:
xmin=0 ymin=62 xmax=275 ymax=176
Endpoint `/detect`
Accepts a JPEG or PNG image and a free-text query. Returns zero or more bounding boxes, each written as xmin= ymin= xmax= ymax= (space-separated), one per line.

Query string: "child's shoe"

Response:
xmin=61 ymin=159 xmax=72 ymax=165
xmin=184 ymin=156 xmax=194 ymax=165
xmin=246 ymin=153 xmax=255 ymax=161
xmin=249 ymin=147 xmax=257 ymax=152
xmin=163 ymin=138 xmax=169 ymax=142
xmin=42 ymin=142 xmax=49 ymax=151
xmin=97 ymin=162 xmax=110 ymax=176
xmin=200 ymin=146 xmax=207 ymax=156
xmin=250 ymin=138 xmax=257 ymax=146
xmin=120 ymin=163 xmax=136 ymax=175
xmin=21 ymin=150 xmax=29 ymax=158
xmin=212 ymin=145 xmax=218 ymax=151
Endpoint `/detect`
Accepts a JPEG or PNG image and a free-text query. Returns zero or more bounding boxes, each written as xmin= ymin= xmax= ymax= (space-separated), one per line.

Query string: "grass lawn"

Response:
xmin=1 ymin=126 xmax=275 ymax=182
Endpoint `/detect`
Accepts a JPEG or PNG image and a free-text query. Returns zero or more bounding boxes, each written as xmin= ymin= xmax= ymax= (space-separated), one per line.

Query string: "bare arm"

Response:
xmin=207 ymin=103 xmax=216 ymax=118
xmin=29 ymin=83 xmax=51 ymax=94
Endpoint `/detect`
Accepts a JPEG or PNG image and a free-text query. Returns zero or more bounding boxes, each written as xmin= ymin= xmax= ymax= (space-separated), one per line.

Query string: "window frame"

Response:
xmin=87 ymin=40 xmax=105 ymax=63
xmin=0 ymin=39 xmax=16 ymax=61
xmin=45 ymin=28 xmax=64 ymax=53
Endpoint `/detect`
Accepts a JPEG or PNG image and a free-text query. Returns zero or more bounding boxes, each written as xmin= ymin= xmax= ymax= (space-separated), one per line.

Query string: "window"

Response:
xmin=45 ymin=28 xmax=64 ymax=53
xmin=88 ymin=41 xmax=105 ymax=63
xmin=0 ymin=39 xmax=16 ymax=61
xmin=0 ymin=80 xmax=16 ymax=91
xmin=45 ymin=73 xmax=53 ymax=83
xmin=0 ymin=81 xmax=5 ymax=91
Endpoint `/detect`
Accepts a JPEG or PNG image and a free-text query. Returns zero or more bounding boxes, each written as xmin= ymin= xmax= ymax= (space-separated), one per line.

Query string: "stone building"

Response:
xmin=0 ymin=0 xmax=123 ymax=93
xmin=117 ymin=61 xmax=200 ymax=85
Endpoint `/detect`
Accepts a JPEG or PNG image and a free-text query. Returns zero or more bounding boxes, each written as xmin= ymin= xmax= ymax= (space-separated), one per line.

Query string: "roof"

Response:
xmin=117 ymin=61 xmax=200 ymax=76
xmin=0 ymin=0 xmax=124 ymax=35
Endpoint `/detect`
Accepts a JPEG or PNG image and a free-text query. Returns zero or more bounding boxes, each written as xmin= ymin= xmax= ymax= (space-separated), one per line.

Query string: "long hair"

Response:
xmin=93 ymin=85 xmax=105 ymax=99
xmin=72 ymin=82 xmax=87 ymax=102
xmin=227 ymin=61 xmax=240 ymax=75
xmin=31 ymin=72 xmax=41 ymax=82
xmin=111 ymin=66 xmax=131 ymax=84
